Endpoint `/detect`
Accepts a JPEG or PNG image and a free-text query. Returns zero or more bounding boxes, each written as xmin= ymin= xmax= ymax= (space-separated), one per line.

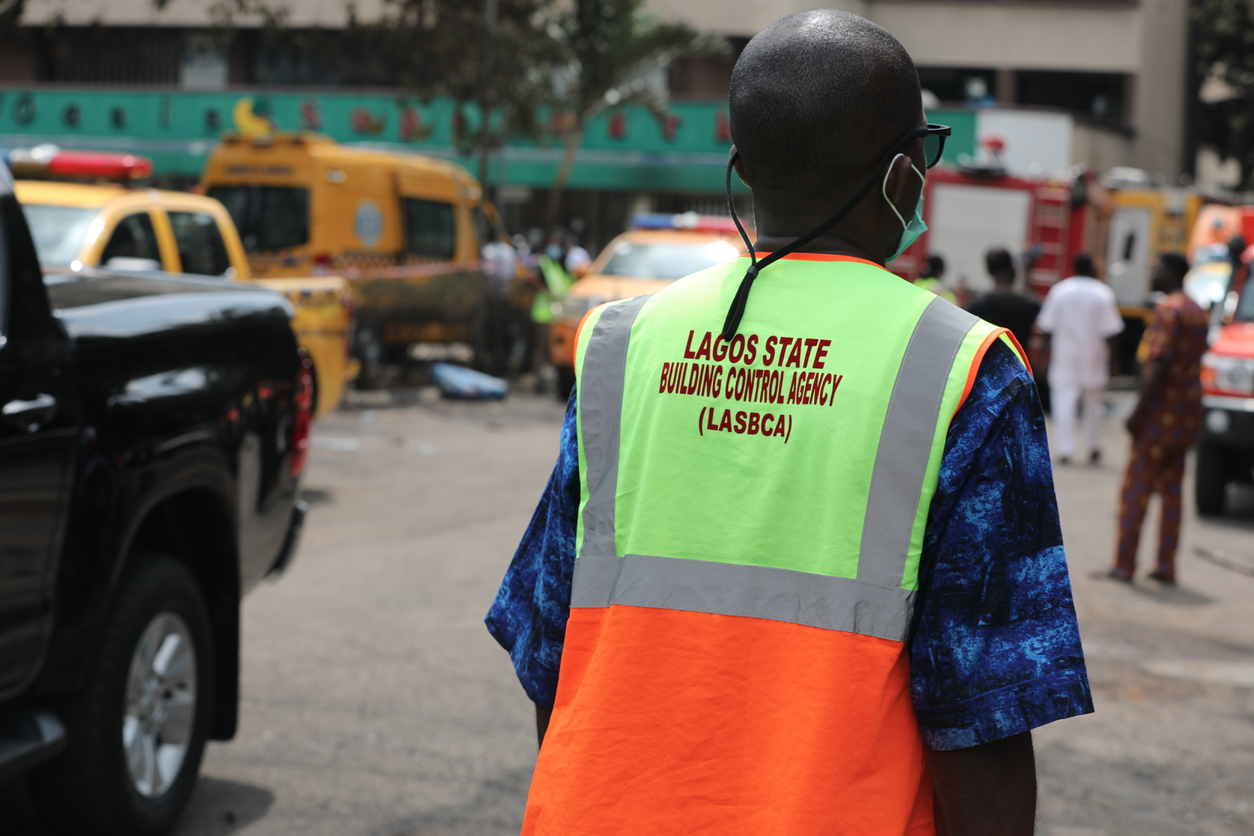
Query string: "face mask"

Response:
xmin=883 ymin=153 xmax=927 ymax=262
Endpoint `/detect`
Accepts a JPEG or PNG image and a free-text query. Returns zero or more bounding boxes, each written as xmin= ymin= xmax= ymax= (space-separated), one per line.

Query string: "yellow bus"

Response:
xmin=200 ymin=133 xmax=531 ymax=380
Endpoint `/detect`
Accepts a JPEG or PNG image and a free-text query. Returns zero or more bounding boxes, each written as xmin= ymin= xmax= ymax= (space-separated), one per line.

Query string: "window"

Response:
xmin=1237 ymin=282 xmax=1254 ymax=323
xmin=168 ymin=211 xmax=231 ymax=276
xmin=101 ymin=213 xmax=161 ymax=266
xmin=1017 ymin=71 xmax=1130 ymax=123
xmin=207 ymin=185 xmax=309 ymax=251
xmin=918 ymin=67 xmax=997 ymax=104
xmin=402 ymin=198 xmax=456 ymax=259
xmin=19 ymin=204 xmax=98 ymax=266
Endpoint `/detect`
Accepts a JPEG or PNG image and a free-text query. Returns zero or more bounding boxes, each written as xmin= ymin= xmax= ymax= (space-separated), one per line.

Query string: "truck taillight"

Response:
xmin=290 ymin=350 xmax=314 ymax=478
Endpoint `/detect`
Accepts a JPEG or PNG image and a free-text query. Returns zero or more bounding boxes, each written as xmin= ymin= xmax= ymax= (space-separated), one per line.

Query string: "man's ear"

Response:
xmin=883 ymin=153 xmax=915 ymax=208
xmin=731 ymin=146 xmax=752 ymax=188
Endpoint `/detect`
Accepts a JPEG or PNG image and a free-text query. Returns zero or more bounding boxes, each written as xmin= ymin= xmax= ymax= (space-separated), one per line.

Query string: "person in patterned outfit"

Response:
xmin=1108 ymin=253 xmax=1209 ymax=583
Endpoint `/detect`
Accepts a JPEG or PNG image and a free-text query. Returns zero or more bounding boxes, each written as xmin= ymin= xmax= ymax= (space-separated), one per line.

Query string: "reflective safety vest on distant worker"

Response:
xmin=525 ymin=253 xmax=1026 ymax=836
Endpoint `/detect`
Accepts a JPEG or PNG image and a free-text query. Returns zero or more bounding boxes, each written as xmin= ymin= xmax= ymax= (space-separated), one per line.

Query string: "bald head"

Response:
xmin=730 ymin=10 xmax=921 ymax=197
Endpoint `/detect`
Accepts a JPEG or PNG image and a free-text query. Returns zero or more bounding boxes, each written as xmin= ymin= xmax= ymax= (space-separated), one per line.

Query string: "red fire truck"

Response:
xmin=891 ymin=166 xmax=1100 ymax=299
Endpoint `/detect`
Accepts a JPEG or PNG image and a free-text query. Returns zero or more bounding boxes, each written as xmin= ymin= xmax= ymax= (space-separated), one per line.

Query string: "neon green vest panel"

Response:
xmin=573 ymin=255 xmax=1012 ymax=639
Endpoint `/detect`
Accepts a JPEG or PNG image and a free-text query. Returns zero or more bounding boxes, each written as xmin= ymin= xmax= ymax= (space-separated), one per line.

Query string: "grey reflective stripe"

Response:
xmin=572 ymin=554 xmax=917 ymax=642
xmin=578 ymin=295 xmax=652 ymax=559
xmin=857 ymin=297 xmax=978 ymax=588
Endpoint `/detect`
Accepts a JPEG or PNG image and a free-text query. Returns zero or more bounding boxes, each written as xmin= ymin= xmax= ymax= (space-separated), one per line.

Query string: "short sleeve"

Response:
xmin=909 ymin=340 xmax=1094 ymax=750
xmin=484 ymin=389 xmax=581 ymax=707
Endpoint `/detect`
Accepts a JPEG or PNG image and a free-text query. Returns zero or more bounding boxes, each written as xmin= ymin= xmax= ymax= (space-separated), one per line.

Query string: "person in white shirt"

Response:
xmin=1036 ymin=253 xmax=1125 ymax=464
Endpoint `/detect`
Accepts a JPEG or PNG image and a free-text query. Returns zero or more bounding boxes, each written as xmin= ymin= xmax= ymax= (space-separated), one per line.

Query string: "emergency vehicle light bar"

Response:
xmin=631 ymin=212 xmax=740 ymax=234
xmin=4 ymin=145 xmax=153 ymax=181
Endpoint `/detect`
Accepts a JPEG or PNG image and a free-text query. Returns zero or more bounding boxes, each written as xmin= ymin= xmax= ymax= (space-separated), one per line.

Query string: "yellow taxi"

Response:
xmin=549 ymin=213 xmax=747 ymax=394
xmin=13 ymin=149 xmax=356 ymax=418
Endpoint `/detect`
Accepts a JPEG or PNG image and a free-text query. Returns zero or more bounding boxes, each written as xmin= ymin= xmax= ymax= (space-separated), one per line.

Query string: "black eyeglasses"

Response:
xmin=883 ymin=123 xmax=951 ymax=170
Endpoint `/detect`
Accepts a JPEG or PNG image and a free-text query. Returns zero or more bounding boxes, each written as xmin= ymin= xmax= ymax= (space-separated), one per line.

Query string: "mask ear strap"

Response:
xmin=883 ymin=153 xmax=909 ymax=229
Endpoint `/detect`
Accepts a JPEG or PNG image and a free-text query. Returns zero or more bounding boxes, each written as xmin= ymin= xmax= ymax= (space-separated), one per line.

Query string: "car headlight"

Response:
xmin=1203 ymin=353 xmax=1254 ymax=395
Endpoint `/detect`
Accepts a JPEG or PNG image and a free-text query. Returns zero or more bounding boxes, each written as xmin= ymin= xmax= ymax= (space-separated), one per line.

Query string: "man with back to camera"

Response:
xmin=969 ymin=247 xmax=1041 ymax=351
xmin=1036 ymin=253 xmax=1125 ymax=465
xmin=486 ymin=10 xmax=1092 ymax=835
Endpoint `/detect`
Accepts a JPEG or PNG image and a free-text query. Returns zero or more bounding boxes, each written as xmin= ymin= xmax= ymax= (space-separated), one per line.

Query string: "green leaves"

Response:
xmin=550 ymin=0 xmax=724 ymax=124
xmin=1193 ymin=0 xmax=1254 ymax=186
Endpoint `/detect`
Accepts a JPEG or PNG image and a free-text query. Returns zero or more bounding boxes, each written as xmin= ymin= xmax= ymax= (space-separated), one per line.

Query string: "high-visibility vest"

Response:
xmin=525 ymin=253 xmax=1025 ymax=836
xmin=914 ymin=275 xmax=957 ymax=305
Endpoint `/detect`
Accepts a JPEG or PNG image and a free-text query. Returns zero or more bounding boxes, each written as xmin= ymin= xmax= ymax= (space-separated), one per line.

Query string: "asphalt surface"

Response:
xmin=5 ymin=388 xmax=1254 ymax=835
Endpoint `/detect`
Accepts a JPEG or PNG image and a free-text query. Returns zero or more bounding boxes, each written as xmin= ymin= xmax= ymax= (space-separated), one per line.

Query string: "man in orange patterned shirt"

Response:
xmin=1108 ymin=253 xmax=1209 ymax=583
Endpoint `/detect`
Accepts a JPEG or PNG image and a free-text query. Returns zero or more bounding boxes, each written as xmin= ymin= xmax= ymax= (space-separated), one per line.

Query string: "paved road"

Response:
xmin=6 ymin=390 xmax=1254 ymax=835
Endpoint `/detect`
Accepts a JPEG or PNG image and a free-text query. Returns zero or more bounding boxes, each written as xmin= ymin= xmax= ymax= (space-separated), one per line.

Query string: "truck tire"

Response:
xmin=29 ymin=555 xmax=214 ymax=836
xmin=1195 ymin=442 xmax=1228 ymax=517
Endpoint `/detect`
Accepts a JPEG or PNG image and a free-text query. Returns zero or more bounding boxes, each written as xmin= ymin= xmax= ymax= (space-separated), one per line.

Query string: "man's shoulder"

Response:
xmin=1055 ymin=277 xmax=1114 ymax=303
xmin=1044 ymin=277 xmax=1078 ymax=300
xmin=1165 ymin=291 xmax=1205 ymax=315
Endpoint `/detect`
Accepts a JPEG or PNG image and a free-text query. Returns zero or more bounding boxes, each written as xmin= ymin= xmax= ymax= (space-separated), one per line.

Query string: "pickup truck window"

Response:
xmin=1237 ymin=283 xmax=1254 ymax=322
xmin=403 ymin=198 xmax=455 ymax=259
xmin=101 ymin=213 xmax=161 ymax=266
xmin=208 ymin=185 xmax=309 ymax=251
xmin=169 ymin=211 xmax=231 ymax=276
xmin=20 ymin=204 xmax=98 ymax=267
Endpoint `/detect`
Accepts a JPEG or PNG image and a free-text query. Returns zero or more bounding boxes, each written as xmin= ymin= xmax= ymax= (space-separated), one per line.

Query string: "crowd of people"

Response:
xmin=914 ymin=247 xmax=1210 ymax=584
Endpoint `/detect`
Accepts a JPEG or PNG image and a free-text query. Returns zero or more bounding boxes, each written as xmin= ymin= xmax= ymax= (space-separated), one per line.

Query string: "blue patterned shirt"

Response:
xmin=486 ymin=339 xmax=1093 ymax=750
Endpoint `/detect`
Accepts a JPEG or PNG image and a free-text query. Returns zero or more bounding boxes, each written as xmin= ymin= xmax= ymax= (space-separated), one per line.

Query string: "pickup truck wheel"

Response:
xmin=1195 ymin=442 xmax=1228 ymax=517
xmin=29 ymin=556 xmax=214 ymax=836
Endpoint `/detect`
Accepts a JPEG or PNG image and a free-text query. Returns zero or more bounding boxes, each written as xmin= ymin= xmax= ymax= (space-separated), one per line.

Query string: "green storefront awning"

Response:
xmin=0 ymin=88 xmax=976 ymax=192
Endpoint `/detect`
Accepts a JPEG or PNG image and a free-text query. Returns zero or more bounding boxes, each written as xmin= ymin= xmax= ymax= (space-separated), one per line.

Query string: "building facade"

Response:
xmin=653 ymin=0 xmax=1191 ymax=183
xmin=0 ymin=0 xmax=1194 ymax=245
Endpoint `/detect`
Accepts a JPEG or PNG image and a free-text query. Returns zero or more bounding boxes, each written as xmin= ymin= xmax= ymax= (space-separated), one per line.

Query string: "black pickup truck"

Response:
xmin=0 ymin=165 xmax=309 ymax=835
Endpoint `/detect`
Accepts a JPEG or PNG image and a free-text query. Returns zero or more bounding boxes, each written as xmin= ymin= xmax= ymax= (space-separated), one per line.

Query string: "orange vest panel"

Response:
xmin=524 ymin=605 xmax=935 ymax=835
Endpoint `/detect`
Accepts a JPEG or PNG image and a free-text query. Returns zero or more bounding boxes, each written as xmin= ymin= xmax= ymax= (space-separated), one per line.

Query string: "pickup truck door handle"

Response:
xmin=3 ymin=393 xmax=58 ymax=432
